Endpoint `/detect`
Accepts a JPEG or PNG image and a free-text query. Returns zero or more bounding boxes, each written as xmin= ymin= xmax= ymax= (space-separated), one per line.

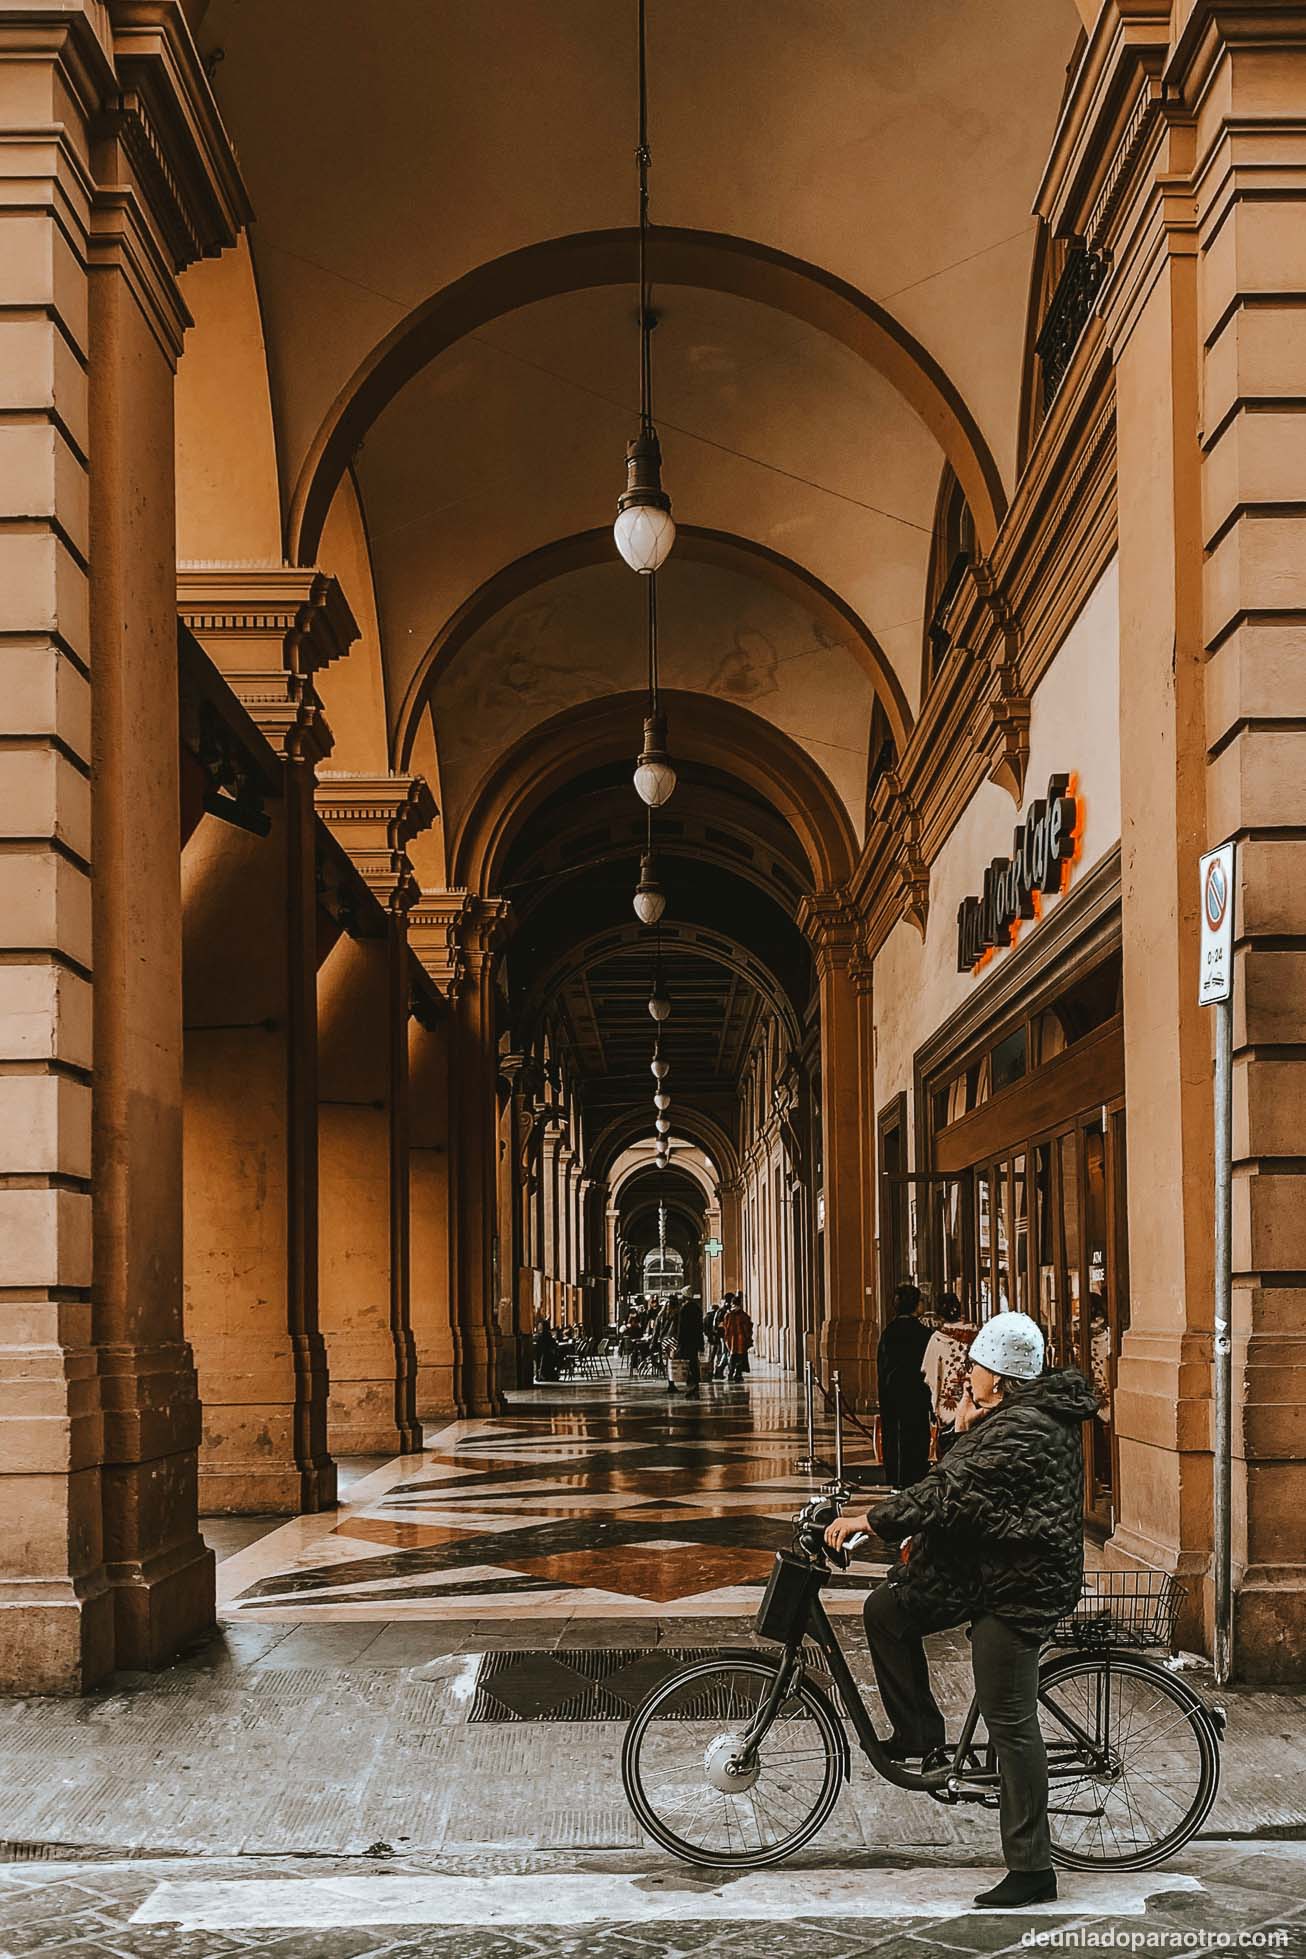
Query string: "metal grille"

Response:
xmin=468 ymin=1646 xmax=829 ymax=1724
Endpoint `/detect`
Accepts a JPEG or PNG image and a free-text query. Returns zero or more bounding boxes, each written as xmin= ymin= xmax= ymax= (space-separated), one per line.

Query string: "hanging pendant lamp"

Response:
xmin=633 ymin=850 xmax=666 ymax=924
xmin=614 ymin=0 xmax=675 ymax=575
xmin=654 ymin=1090 xmax=670 ymax=1110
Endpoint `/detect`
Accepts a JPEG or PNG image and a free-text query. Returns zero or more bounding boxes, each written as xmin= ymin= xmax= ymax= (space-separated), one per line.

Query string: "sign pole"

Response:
xmin=1212 ymin=992 xmax=1233 ymax=1688
xmin=1198 ymin=840 xmax=1236 ymax=1687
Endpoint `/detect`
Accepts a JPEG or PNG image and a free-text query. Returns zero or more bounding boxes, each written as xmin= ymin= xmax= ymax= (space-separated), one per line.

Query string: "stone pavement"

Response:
xmin=1 ymin=1841 xmax=1305 ymax=1957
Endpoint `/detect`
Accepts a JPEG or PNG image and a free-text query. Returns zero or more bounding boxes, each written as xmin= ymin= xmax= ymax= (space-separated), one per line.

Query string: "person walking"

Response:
xmin=719 ymin=1294 xmax=753 ymax=1382
xmin=827 ymin=1311 xmax=1099 ymax=1911
xmin=921 ymin=1292 xmax=977 ymax=1457
xmin=704 ymin=1300 xmax=724 ymax=1380
xmin=876 ymin=1281 xmax=932 ymax=1487
xmin=675 ymin=1291 xmax=704 ymax=1396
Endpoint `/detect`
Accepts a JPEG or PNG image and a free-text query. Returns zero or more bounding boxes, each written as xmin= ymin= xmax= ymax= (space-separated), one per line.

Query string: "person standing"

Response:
xmin=921 ymin=1293 xmax=978 ymax=1457
xmin=704 ymin=1300 xmax=724 ymax=1380
xmin=876 ymin=1281 xmax=932 ymax=1488
xmin=720 ymin=1294 xmax=753 ymax=1382
xmin=675 ymin=1292 xmax=704 ymax=1396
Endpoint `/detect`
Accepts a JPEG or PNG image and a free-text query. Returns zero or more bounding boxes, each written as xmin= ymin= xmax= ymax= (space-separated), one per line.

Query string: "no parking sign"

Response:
xmin=1198 ymin=842 xmax=1235 ymax=1005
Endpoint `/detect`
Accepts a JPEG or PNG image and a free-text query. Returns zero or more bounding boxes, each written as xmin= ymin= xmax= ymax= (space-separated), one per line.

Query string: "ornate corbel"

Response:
xmin=314 ymin=772 xmax=438 ymax=918
xmin=408 ymin=888 xmax=476 ymax=1004
xmin=178 ymin=565 xmax=359 ymax=770
xmin=869 ymin=767 xmax=930 ymax=941
xmin=972 ymin=561 xmax=1031 ymax=806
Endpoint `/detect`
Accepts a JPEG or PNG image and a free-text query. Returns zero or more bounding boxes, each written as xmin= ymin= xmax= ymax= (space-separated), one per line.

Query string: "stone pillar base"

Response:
xmin=103 ymin=1512 xmax=215 ymax=1673
xmin=0 ymin=1577 xmax=117 ymax=1697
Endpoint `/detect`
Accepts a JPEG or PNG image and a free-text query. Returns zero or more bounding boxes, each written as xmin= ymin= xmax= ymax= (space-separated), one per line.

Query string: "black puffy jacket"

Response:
xmin=868 ymin=1368 xmax=1101 ymax=1641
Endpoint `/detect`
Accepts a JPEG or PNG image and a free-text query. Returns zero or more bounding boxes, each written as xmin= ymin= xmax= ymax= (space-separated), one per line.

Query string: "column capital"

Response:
xmin=795 ymin=888 xmax=864 ymax=975
xmin=314 ymin=772 xmax=437 ymax=917
xmin=178 ymin=564 xmax=358 ymax=765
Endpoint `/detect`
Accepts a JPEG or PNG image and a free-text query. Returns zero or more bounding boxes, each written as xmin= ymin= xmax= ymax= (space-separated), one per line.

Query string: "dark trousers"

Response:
xmin=881 ymin=1395 xmax=931 ymax=1488
xmin=862 ymin=1585 xmax=1051 ymax=1872
xmin=727 ymin=1352 xmax=747 ymax=1380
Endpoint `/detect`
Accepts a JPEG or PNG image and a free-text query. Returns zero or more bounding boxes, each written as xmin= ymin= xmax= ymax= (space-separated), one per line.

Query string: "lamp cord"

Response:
xmin=636 ymin=0 xmax=652 ymax=433
xmin=647 ymin=569 xmax=658 ymax=707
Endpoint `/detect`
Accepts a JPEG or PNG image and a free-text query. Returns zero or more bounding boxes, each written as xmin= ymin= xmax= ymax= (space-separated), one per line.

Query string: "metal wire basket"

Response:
xmin=1049 ymin=1569 xmax=1184 ymax=1651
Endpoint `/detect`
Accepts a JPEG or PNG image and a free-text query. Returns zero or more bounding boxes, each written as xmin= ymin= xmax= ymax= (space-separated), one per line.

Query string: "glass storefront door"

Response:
xmin=937 ymin=1102 xmax=1125 ymax=1529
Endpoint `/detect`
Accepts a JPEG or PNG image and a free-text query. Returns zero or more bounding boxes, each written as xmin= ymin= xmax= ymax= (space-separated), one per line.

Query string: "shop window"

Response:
xmin=1035 ymin=953 xmax=1122 ymax=1063
xmin=990 ymin=1024 xmax=1027 ymax=1094
xmin=921 ymin=465 xmax=976 ymax=694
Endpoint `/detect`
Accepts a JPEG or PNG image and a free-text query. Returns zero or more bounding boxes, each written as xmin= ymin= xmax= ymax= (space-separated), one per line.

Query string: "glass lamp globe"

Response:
xmin=648 ymin=990 xmax=671 ymax=1023
xmin=651 ymin=1056 xmax=670 ymax=1081
xmin=654 ymin=1091 xmax=670 ymax=1110
xmin=655 ymin=1116 xmax=671 ymax=1135
xmin=614 ymin=503 xmax=676 ymax=574
xmin=655 ymin=1153 xmax=671 ymax=1170
xmin=633 ymin=714 xmax=676 ymax=807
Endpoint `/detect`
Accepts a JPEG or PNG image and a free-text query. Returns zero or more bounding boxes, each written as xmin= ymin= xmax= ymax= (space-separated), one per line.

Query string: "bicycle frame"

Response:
xmin=741 ymin=1576 xmax=1129 ymax=1810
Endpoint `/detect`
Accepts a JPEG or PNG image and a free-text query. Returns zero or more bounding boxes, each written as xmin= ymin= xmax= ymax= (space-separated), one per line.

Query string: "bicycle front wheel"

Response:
xmin=622 ymin=1656 xmax=844 ymax=1869
xmin=1038 ymin=1652 xmax=1220 ymax=1870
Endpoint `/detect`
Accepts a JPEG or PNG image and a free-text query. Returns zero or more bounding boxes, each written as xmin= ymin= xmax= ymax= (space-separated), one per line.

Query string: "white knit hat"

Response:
xmin=969 ymin=1310 xmax=1045 ymax=1382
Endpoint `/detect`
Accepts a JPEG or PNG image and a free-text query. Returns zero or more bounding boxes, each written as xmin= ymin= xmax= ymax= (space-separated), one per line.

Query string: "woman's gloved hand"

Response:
xmin=824 ymin=1511 xmax=872 ymax=1553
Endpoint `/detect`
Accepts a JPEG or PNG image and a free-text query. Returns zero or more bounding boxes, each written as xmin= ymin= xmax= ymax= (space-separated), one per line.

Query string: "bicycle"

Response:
xmin=621 ymin=1495 xmax=1225 ymax=1873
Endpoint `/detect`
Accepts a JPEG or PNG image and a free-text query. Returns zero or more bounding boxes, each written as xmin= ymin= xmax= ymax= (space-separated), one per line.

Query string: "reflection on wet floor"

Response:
xmin=219 ymin=1374 xmax=888 ymax=1621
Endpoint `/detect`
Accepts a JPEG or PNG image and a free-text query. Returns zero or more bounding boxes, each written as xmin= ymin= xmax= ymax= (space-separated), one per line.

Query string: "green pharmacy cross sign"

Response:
xmin=704 ymin=1237 xmax=723 ymax=1258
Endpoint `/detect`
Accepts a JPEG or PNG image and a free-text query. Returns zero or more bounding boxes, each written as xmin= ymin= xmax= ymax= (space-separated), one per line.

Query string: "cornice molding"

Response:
xmin=105 ymin=1 xmax=250 ymax=268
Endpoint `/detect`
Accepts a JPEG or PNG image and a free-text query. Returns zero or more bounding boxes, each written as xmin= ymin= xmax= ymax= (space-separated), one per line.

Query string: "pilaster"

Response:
xmin=177 ymin=571 xmax=356 ymax=1514
xmin=0 ymin=0 xmax=249 ymax=1687
xmin=314 ymin=774 xmax=436 ymax=1457
xmin=796 ymin=890 xmax=875 ymax=1405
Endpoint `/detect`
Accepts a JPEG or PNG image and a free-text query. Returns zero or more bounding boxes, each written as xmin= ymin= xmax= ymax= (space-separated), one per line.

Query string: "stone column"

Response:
xmin=178 ymin=570 xmax=354 ymax=1513
xmin=1071 ymin=19 xmax=1216 ymax=1653
xmin=408 ymin=893 xmax=469 ymax=1416
xmin=720 ymin=1180 xmax=744 ymax=1296
xmin=540 ymin=1131 xmax=561 ymax=1316
xmin=1180 ymin=8 xmax=1306 ymax=1677
xmin=448 ymin=899 xmax=511 ymax=1413
xmin=315 ymin=775 xmax=435 ymax=1456
xmin=798 ymin=892 xmax=876 ymax=1404
xmin=81 ymin=7 xmax=244 ymax=1676
xmin=0 ymin=4 xmax=105 ymax=1691
xmin=408 ymin=998 xmax=452 ymax=1421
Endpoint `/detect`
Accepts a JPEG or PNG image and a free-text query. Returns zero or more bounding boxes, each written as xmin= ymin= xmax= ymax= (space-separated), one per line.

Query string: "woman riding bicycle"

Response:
xmin=826 ymin=1310 xmax=1099 ymax=1910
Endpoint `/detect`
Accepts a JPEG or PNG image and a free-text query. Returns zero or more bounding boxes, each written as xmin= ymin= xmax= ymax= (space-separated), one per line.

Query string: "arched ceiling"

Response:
xmin=196 ymin=0 xmax=1080 ymax=508
xmin=431 ymin=552 xmax=879 ymax=843
xmin=195 ymin=0 xmax=1083 ymax=799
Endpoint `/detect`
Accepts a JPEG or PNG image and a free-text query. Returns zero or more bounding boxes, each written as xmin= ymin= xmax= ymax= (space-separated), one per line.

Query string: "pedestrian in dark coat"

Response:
xmin=876 ymin=1281 xmax=933 ymax=1487
xmin=675 ymin=1294 xmax=704 ymax=1395
xmin=828 ymin=1310 xmax=1100 ymax=1914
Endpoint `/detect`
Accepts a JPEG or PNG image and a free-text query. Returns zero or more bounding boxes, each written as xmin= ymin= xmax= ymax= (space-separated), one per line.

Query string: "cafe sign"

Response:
xmin=956 ymin=773 xmax=1078 ymax=974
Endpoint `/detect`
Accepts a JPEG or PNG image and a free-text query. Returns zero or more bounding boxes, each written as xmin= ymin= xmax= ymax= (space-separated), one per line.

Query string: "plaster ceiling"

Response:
xmin=428 ymin=553 xmax=877 ymax=841
xmin=359 ymin=284 xmax=941 ymax=737
xmin=197 ymin=0 xmax=1081 ymax=502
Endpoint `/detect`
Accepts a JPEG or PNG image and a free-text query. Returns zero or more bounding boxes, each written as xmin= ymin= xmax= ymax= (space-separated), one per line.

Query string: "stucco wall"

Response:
xmin=871 ymin=554 xmax=1121 ymax=1191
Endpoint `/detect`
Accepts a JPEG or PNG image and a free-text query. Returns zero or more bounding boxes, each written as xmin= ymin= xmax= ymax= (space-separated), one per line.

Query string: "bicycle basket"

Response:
xmin=1050 ymin=1569 xmax=1183 ymax=1651
xmin=755 ymin=1551 xmax=821 ymax=1645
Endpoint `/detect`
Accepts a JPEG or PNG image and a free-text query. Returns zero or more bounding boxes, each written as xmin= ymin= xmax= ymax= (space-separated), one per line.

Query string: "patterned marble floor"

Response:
xmin=218 ymin=1373 xmax=888 ymax=1622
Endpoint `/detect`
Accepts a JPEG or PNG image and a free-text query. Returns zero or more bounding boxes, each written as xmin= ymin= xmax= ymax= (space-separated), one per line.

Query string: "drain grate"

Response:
xmin=468 ymin=1645 xmax=830 ymax=1724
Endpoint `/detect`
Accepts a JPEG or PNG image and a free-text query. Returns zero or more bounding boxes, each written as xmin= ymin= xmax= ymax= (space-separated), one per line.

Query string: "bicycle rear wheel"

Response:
xmin=1038 ymin=1652 xmax=1220 ymax=1870
xmin=622 ymin=1656 xmax=844 ymax=1869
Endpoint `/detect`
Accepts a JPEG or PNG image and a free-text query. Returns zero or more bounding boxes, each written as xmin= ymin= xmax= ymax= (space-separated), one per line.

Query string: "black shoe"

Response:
xmin=880 ymin=1737 xmax=917 ymax=1762
xmin=666 ymin=1383 xmax=679 ymax=1394
xmin=973 ymin=1870 xmax=1058 ymax=1909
